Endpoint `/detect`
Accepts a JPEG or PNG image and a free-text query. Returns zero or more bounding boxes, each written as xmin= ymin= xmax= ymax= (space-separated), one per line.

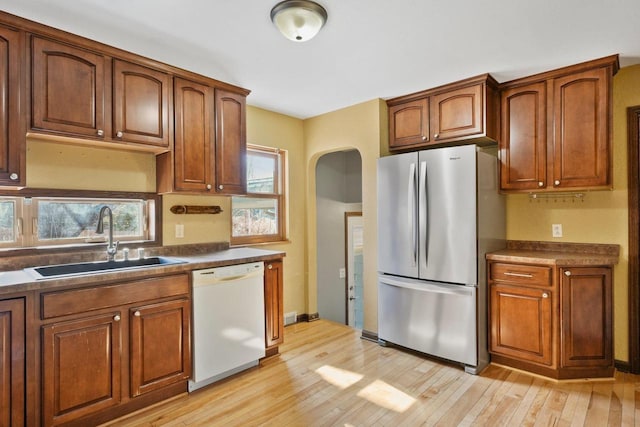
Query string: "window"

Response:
xmin=231 ymin=145 xmax=286 ymax=245
xmin=0 ymin=195 xmax=156 ymax=250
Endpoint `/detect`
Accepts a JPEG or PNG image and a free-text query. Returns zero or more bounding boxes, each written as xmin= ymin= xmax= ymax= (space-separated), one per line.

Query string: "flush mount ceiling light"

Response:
xmin=270 ymin=0 xmax=328 ymax=42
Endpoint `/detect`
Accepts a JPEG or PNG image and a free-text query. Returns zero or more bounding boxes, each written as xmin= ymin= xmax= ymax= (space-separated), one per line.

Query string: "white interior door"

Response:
xmin=346 ymin=212 xmax=363 ymax=328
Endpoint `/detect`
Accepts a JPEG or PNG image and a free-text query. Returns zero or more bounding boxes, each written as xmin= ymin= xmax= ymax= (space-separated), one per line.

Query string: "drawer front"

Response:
xmin=490 ymin=263 xmax=552 ymax=287
xmin=41 ymin=274 xmax=189 ymax=319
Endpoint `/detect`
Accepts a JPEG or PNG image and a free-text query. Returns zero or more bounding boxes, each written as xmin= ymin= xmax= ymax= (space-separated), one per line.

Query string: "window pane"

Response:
xmin=0 ymin=200 xmax=15 ymax=242
xmin=247 ymin=151 xmax=276 ymax=193
xmin=37 ymin=200 xmax=144 ymax=241
xmin=231 ymin=197 xmax=278 ymax=236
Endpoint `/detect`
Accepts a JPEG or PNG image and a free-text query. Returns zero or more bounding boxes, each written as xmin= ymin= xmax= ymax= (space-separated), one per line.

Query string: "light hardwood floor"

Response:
xmin=105 ymin=320 xmax=640 ymax=426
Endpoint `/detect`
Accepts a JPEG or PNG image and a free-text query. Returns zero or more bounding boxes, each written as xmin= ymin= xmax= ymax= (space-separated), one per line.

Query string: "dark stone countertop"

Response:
xmin=0 ymin=243 xmax=285 ymax=295
xmin=486 ymin=240 xmax=620 ymax=266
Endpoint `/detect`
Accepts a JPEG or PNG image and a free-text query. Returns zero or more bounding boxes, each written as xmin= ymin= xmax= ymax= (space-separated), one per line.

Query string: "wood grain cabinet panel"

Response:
xmin=499 ymin=82 xmax=547 ymax=191
xmin=215 ymin=89 xmax=246 ymax=194
xmin=31 ymin=36 xmax=106 ymax=139
xmin=387 ymin=75 xmax=497 ymax=151
xmin=113 ymin=59 xmax=171 ymax=148
xmin=499 ymin=56 xmax=617 ymax=192
xmin=388 ymin=98 xmax=429 ymax=149
xmin=172 ymin=77 xmax=214 ymax=192
xmin=552 ymin=68 xmax=609 ymax=189
xmin=430 ymin=83 xmax=483 ymax=142
xmin=129 ymin=298 xmax=191 ymax=397
xmin=490 ymin=284 xmax=552 ymax=366
xmin=0 ymin=25 xmax=24 ymax=186
xmin=0 ymin=298 xmax=25 ymax=427
xmin=560 ymin=267 xmax=612 ymax=369
xmin=264 ymin=259 xmax=284 ymax=352
xmin=41 ymin=312 xmax=122 ymax=427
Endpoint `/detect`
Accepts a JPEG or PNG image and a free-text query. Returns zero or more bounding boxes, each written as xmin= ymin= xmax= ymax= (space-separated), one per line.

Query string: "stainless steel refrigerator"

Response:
xmin=377 ymin=144 xmax=505 ymax=374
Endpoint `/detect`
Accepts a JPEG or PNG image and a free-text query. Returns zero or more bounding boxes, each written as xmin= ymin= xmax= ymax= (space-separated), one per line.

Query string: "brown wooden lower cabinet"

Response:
xmin=489 ymin=261 xmax=613 ymax=379
xmin=0 ymin=298 xmax=25 ymax=427
xmin=39 ymin=274 xmax=191 ymax=426
xmin=264 ymin=259 xmax=284 ymax=356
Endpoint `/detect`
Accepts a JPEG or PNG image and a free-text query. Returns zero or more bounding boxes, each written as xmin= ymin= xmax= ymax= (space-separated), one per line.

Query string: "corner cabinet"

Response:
xmin=39 ymin=274 xmax=191 ymax=426
xmin=0 ymin=298 xmax=26 ymax=427
xmin=488 ymin=260 xmax=613 ymax=379
xmin=499 ymin=55 xmax=618 ymax=192
xmin=264 ymin=259 xmax=284 ymax=356
xmin=387 ymin=74 xmax=498 ymax=151
xmin=0 ymin=24 xmax=25 ymax=187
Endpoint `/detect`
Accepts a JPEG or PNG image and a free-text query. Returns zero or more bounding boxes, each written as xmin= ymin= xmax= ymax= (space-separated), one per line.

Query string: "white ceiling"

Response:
xmin=2 ymin=0 xmax=639 ymax=119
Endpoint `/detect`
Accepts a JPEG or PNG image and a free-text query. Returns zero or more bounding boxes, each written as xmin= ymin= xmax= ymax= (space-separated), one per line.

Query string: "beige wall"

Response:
xmin=303 ymin=99 xmax=386 ymax=332
xmin=506 ymin=64 xmax=640 ymax=362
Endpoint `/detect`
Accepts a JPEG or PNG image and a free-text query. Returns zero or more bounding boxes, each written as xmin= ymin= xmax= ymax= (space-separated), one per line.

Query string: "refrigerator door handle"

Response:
xmin=419 ymin=160 xmax=428 ymax=265
xmin=379 ymin=275 xmax=474 ymax=297
xmin=408 ymin=162 xmax=417 ymax=266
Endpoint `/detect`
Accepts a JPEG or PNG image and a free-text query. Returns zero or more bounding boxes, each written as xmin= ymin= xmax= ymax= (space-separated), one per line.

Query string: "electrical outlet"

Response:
xmin=175 ymin=224 xmax=184 ymax=238
xmin=339 ymin=268 xmax=346 ymax=278
xmin=552 ymin=224 xmax=563 ymax=238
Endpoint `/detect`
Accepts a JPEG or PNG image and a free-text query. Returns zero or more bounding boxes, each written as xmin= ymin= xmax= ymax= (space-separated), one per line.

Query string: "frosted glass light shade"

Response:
xmin=270 ymin=0 xmax=327 ymax=42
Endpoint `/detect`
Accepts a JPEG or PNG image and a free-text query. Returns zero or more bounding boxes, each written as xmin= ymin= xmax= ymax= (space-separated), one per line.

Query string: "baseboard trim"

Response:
xmin=295 ymin=312 xmax=320 ymax=323
xmin=361 ymin=329 xmax=378 ymax=342
xmin=615 ymin=359 xmax=631 ymax=372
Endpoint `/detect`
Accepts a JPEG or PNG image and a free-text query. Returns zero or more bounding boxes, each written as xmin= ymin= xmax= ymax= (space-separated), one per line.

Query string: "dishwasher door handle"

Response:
xmin=193 ymin=268 xmax=264 ymax=286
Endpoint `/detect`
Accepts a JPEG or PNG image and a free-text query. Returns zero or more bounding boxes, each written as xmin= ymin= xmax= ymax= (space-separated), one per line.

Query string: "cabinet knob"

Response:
xmin=267 ymin=264 xmax=273 ymax=270
xmin=134 ymin=310 xmax=141 ymax=317
xmin=206 ymin=184 xmax=212 ymax=190
xmin=97 ymin=129 xmax=104 ymax=137
xmin=116 ymin=131 xmax=124 ymax=138
xmin=538 ymin=181 xmax=544 ymax=187
xmin=218 ymin=185 xmax=224 ymax=190
xmin=564 ymin=270 xmax=571 ymax=276
xmin=554 ymin=180 xmax=560 ymax=186
xmin=542 ymin=293 xmax=548 ymax=298
xmin=422 ymin=135 xmax=427 ymax=141
xmin=113 ymin=314 xmax=121 ymax=321
xmin=434 ymin=133 xmax=440 ymax=139
xmin=9 ymin=173 xmax=18 ymax=181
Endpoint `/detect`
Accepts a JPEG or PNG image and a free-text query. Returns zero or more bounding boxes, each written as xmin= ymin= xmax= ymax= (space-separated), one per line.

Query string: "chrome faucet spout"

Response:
xmin=96 ymin=206 xmax=119 ymax=261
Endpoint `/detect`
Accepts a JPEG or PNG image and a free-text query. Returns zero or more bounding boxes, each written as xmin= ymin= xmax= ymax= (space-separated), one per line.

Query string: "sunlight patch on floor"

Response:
xmin=315 ymin=365 xmax=364 ymax=389
xmin=357 ymin=379 xmax=416 ymax=412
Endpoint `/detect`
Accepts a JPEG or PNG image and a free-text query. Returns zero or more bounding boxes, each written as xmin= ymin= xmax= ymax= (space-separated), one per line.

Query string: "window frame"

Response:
xmin=231 ymin=144 xmax=287 ymax=246
xmin=0 ymin=189 xmax=161 ymax=255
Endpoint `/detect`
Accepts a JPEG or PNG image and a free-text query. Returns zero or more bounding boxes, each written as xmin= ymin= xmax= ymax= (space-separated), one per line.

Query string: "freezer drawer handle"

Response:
xmin=503 ymin=272 xmax=534 ymax=278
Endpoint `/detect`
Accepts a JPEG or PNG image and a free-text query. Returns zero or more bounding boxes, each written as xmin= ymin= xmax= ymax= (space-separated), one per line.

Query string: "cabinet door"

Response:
xmin=42 ymin=312 xmax=122 ymax=426
xmin=264 ymin=260 xmax=284 ymax=349
xmin=0 ymin=298 xmax=25 ymax=427
xmin=430 ymin=83 xmax=483 ymax=143
xmin=560 ymin=267 xmax=612 ymax=368
xmin=499 ymin=82 xmax=547 ymax=191
xmin=0 ymin=25 xmax=24 ymax=186
xmin=215 ymin=89 xmax=246 ymax=194
xmin=113 ymin=59 xmax=171 ymax=148
xmin=490 ymin=284 xmax=552 ymax=366
xmin=129 ymin=298 xmax=191 ymax=397
xmin=173 ymin=78 xmax=214 ymax=192
xmin=552 ymin=67 xmax=610 ymax=189
xmin=388 ymin=98 xmax=429 ymax=149
xmin=31 ymin=36 xmax=106 ymax=139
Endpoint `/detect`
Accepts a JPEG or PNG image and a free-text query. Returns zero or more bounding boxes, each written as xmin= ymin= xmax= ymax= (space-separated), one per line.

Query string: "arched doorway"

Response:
xmin=315 ymin=149 xmax=364 ymax=327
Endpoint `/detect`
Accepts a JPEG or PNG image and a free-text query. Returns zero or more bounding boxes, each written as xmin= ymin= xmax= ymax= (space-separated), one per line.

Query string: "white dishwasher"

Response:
xmin=189 ymin=262 xmax=265 ymax=392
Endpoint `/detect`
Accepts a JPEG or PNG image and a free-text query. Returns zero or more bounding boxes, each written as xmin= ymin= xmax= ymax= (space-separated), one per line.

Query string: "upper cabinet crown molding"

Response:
xmin=387 ymin=74 xmax=499 ymax=151
xmin=499 ymin=55 xmax=619 ymax=192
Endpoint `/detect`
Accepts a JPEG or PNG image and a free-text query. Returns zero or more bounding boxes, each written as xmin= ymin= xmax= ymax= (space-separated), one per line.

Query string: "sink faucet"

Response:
xmin=96 ymin=206 xmax=119 ymax=261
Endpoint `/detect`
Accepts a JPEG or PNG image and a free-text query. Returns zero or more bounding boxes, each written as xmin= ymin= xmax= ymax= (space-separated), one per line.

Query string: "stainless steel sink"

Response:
xmin=25 ymin=256 xmax=186 ymax=279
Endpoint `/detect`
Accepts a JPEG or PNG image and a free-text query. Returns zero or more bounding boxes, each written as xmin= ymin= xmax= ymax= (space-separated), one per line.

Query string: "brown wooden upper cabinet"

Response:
xmin=387 ymin=74 xmax=499 ymax=151
xmin=0 ymin=24 xmax=25 ymax=187
xmin=215 ymin=89 xmax=247 ymax=194
xmin=499 ymin=55 xmax=618 ymax=192
xmin=31 ymin=36 xmax=171 ymax=151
